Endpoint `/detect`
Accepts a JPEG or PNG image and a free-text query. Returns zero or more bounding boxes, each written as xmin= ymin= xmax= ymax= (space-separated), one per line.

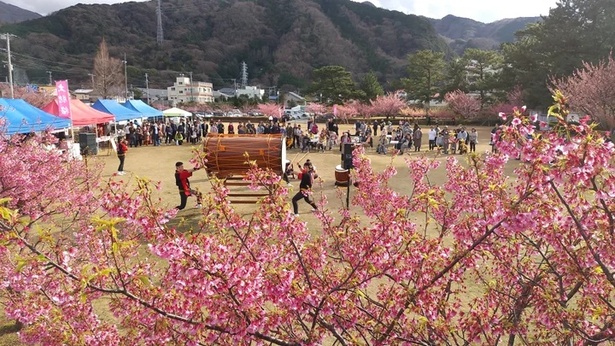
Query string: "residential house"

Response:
xmin=214 ymin=87 xmax=236 ymax=101
xmin=284 ymin=92 xmax=306 ymax=108
xmin=137 ymin=88 xmax=168 ymax=103
xmin=74 ymin=89 xmax=94 ymax=103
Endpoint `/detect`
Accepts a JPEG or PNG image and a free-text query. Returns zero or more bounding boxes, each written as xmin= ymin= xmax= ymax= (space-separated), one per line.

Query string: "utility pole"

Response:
xmin=189 ymin=71 xmax=193 ymax=103
xmin=88 ymin=73 xmax=95 ymax=89
xmin=1 ymin=33 xmax=14 ymax=99
xmin=123 ymin=53 xmax=128 ymax=99
xmin=145 ymin=73 xmax=150 ymax=105
xmin=46 ymin=70 xmax=52 ymax=85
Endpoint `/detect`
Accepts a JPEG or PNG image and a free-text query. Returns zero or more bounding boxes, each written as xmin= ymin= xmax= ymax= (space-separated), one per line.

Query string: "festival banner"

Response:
xmin=55 ymin=80 xmax=71 ymax=119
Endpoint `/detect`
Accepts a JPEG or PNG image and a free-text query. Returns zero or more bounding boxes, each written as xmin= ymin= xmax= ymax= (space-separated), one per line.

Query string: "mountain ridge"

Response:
xmin=427 ymin=14 xmax=541 ymax=53
xmin=0 ymin=1 xmax=42 ymax=24
xmin=0 ymin=0 xmax=540 ymax=90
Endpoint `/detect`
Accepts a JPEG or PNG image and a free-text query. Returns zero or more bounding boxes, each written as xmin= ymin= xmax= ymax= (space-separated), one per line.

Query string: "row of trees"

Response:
xmin=305 ymin=47 xmax=615 ymax=127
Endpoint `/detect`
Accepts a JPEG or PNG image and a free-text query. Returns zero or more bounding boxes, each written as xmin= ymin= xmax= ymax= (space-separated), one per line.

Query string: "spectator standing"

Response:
xmin=468 ymin=128 xmax=478 ymax=153
xmin=428 ymin=127 xmax=437 ymax=150
xmin=413 ymin=125 xmax=422 ymax=151
xmin=116 ymin=137 xmax=128 ymax=175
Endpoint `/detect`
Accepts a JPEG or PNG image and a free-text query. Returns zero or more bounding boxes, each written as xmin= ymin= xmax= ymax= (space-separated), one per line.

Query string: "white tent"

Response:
xmin=162 ymin=107 xmax=192 ymax=117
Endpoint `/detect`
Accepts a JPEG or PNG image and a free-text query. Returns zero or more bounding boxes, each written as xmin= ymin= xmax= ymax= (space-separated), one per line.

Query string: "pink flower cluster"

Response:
xmin=1 ymin=95 xmax=615 ymax=344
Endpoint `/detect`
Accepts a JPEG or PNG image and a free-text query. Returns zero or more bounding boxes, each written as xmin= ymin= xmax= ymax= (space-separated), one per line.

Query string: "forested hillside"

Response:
xmin=0 ymin=0 xmax=449 ymax=90
xmin=0 ymin=1 xmax=41 ymax=24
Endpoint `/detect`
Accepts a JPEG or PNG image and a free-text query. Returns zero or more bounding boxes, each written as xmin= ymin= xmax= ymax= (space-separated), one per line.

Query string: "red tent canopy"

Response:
xmin=42 ymin=98 xmax=115 ymax=126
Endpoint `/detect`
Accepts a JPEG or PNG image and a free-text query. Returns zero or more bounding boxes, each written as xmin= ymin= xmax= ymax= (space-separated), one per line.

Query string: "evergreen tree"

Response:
xmin=441 ymin=57 xmax=468 ymax=98
xmin=358 ymin=71 xmax=384 ymax=102
xmin=503 ymin=0 xmax=615 ymax=109
xmin=462 ymin=48 xmax=503 ymax=109
xmin=402 ymin=50 xmax=446 ymax=115
xmin=307 ymin=66 xmax=356 ymax=105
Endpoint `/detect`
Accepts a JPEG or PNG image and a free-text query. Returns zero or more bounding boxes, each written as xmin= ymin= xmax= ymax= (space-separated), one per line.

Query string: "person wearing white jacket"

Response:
xmin=428 ymin=127 xmax=437 ymax=150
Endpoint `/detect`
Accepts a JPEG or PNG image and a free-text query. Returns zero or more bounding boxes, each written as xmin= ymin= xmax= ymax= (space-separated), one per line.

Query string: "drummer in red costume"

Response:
xmin=174 ymin=161 xmax=203 ymax=210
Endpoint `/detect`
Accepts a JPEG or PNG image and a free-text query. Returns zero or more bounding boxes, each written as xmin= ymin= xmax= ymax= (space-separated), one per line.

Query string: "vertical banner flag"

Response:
xmin=333 ymin=104 xmax=338 ymax=117
xmin=55 ymin=80 xmax=71 ymax=120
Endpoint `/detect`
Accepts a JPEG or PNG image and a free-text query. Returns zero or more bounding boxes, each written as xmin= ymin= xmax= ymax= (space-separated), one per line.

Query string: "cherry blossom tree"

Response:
xmin=257 ymin=103 xmax=283 ymax=118
xmin=216 ymin=103 xmax=234 ymax=115
xmin=150 ymin=102 xmax=166 ymax=111
xmin=489 ymin=86 xmax=525 ymax=121
xmin=0 ymin=85 xmax=55 ymax=108
xmin=369 ymin=92 xmax=406 ymax=119
xmin=334 ymin=102 xmax=358 ymax=123
xmin=305 ymin=102 xmax=328 ymax=115
xmin=197 ymin=103 xmax=213 ymax=113
xmin=399 ymin=106 xmax=425 ymax=122
xmin=354 ymin=101 xmax=374 ymax=118
xmin=550 ymin=53 xmax=615 ymax=129
xmin=444 ymin=89 xmax=481 ymax=121
xmin=182 ymin=104 xmax=200 ymax=113
xmin=3 ymin=93 xmax=615 ymax=345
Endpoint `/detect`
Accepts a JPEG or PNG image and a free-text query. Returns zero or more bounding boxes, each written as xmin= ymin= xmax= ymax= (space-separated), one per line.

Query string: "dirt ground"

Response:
xmin=94 ymin=123 xmax=517 ymax=224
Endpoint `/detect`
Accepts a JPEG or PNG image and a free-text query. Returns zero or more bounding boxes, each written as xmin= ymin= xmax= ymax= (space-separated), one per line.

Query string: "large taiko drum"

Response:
xmin=335 ymin=165 xmax=350 ymax=186
xmin=203 ymin=134 xmax=287 ymax=178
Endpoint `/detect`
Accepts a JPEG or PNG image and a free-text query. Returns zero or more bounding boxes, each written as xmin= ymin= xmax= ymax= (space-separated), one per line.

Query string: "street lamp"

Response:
xmin=123 ymin=53 xmax=128 ymax=99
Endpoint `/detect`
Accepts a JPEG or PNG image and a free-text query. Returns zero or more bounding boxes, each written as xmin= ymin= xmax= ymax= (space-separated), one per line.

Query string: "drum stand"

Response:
xmin=223 ymin=175 xmax=274 ymax=204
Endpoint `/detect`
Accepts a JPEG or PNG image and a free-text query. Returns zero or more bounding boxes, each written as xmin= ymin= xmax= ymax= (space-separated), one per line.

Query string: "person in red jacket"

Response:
xmin=174 ymin=161 xmax=203 ymax=210
xmin=116 ymin=137 xmax=128 ymax=175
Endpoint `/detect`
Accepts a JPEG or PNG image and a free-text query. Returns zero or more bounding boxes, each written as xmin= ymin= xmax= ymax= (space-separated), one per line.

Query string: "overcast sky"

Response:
xmin=5 ymin=0 xmax=557 ymax=23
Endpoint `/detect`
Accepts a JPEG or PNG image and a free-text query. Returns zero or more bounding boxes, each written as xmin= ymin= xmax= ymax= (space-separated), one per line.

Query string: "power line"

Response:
xmin=4 ymin=47 xmax=250 ymax=89
xmin=9 ymin=51 xmax=94 ymax=69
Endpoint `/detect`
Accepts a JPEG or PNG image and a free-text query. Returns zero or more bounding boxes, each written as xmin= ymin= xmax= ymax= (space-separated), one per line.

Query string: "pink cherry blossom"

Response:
xmin=1 ymin=93 xmax=615 ymax=345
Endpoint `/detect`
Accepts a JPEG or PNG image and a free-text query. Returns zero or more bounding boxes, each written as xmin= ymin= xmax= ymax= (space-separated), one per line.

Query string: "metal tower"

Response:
xmin=156 ymin=0 xmax=163 ymax=44
xmin=240 ymin=61 xmax=248 ymax=88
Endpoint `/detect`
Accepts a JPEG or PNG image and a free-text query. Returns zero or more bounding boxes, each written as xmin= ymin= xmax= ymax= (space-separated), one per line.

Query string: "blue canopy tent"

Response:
xmin=92 ymin=99 xmax=142 ymax=122
xmin=121 ymin=100 xmax=163 ymax=118
xmin=0 ymin=98 xmax=70 ymax=135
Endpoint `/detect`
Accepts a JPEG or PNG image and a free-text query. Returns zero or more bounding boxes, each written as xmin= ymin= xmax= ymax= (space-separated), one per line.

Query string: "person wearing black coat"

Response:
xmin=291 ymin=162 xmax=318 ymax=216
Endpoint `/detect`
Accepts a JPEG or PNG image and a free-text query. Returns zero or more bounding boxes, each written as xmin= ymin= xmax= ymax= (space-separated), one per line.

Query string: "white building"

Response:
xmin=167 ymin=75 xmax=214 ymax=106
xmin=235 ymin=86 xmax=265 ymax=99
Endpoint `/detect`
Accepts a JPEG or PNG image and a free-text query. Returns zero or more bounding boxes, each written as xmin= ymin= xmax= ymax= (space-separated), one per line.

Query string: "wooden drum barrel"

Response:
xmin=203 ymin=134 xmax=286 ymax=178
xmin=334 ymin=165 xmax=350 ymax=186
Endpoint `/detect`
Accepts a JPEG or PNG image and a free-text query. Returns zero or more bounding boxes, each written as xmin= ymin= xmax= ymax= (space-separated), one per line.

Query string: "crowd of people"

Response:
xmin=117 ymin=118 xmax=292 ymax=148
xmin=428 ymin=125 xmax=479 ymax=154
xmin=112 ymin=117 xmax=486 ymax=158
